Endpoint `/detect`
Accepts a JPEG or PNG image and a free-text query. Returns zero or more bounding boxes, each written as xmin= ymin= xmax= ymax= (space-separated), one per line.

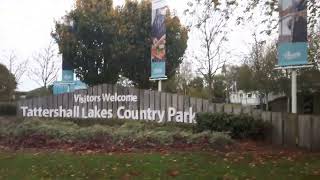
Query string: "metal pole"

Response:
xmin=291 ymin=70 xmax=297 ymax=113
xmin=158 ymin=80 xmax=162 ymax=92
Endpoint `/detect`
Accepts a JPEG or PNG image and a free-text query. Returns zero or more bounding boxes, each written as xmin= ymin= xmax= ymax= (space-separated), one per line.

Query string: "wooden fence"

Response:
xmin=16 ymin=84 xmax=320 ymax=151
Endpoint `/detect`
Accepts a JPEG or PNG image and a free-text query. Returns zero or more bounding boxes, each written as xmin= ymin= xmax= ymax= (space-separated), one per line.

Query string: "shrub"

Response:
xmin=76 ymin=125 xmax=114 ymax=140
xmin=1 ymin=118 xmax=234 ymax=148
xmin=196 ymin=113 xmax=271 ymax=140
xmin=0 ymin=103 xmax=16 ymax=116
xmin=143 ymin=130 xmax=175 ymax=144
xmin=188 ymin=131 xmax=233 ymax=147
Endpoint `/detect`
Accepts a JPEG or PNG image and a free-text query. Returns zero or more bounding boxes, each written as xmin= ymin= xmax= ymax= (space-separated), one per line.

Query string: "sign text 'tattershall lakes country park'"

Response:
xmin=17 ymin=84 xmax=203 ymax=123
xmin=20 ymin=93 xmax=196 ymax=122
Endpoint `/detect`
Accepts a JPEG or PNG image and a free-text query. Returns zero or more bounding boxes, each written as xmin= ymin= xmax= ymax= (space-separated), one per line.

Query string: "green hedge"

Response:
xmin=0 ymin=103 xmax=16 ymax=116
xmin=195 ymin=112 xmax=271 ymax=140
xmin=0 ymin=119 xmax=233 ymax=147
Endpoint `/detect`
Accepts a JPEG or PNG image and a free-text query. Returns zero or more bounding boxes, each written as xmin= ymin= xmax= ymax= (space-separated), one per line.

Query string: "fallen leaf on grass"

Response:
xmin=168 ymin=170 xmax=180 ymax=177
xmin=129 ymin=171 xmax=141 ymax=176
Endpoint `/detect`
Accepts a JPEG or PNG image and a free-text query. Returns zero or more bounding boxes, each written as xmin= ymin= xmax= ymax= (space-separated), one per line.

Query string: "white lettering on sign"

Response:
xmin=20 ymin=106 xmax=196 ymax=123
xmin=284 ymin=51 xmax=301 ymax=60
xmin=74 ymin=93 xmax=138 ymax=104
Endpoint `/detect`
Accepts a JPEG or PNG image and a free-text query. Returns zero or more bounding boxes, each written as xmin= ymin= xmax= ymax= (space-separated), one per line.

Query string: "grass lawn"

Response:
xmin=0 ymin=151 xmax=320 ymax=180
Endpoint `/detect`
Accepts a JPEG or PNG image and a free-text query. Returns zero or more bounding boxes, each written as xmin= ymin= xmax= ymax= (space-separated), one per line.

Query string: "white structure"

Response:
xmin=230 ymin=90 xmax=286 ymax=106
xmin=229 ymin=91 xmax=261 ymax=106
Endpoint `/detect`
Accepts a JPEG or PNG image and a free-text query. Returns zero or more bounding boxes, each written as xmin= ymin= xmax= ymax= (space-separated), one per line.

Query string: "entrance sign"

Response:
xmin=17 ymin=84 xmax=208 ymax=123
xmin=150 ymin=0 xmax=168 ymax=80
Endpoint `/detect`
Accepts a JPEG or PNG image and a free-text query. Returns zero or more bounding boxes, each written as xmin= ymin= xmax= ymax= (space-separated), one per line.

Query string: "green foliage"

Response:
xmin=0 ymin=63 xmax=16 ymax=101
xmin=188 ymin=131 xmax=233 ymax=145
xmin=237 ymin=64 xmax=254 ymax=93
xmin=0 ymin=103 xmax=16 ymax=116
xmin=53 ymin=0 xmax=188 ymax=89
xmin=195 ymin=112 xmax=271 ymax=139
xmin=0 ymin=118 xmax=233 ymax=147
xmin=213 ymin=75 xmax=226 ymax=100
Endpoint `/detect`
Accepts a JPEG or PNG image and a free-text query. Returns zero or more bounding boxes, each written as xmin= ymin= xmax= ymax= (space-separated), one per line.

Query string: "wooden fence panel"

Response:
xmin=208 ymin=103 xmax=215 ymax=113
xmin=139 ymin=89 xmax=144 ymax=119
xmin=16 ymin=100 xmax=22 ymax=117
xmin=42 ymin=96 xmax=48 ymax=110
xmin=79 ymin=89 xmax=87 ymax=118
xmin=202 ymin=100 xmax=209 ymax=112
xmin=166 ymin=93 xmax=173 ymax=122
xmin=261 ymin=111 xmax=272 ymax=123
xmin=298 ymin=115 xmax=312 ymax=150
xmin=312 ymin=116 xmax=320 ymax=151
xmin=160 ymin=92 xmax=167 ymax=122
xmin=284 ymin=114 xmax=297 ymax=147
xmin=155 ymin=91 xmax=161 ymax=121
xmin=97 ymin=85 xmax=102 ymax=111
xmin=102 ymin=84 xmax=108 ymax=110
xmin=47 ymin=95 xmax=53 ymax=110
xmin=224 ymin=104 xmax=233 ymax=114
xmin=177 ymin=95 xmax=184 ymax=122
xmin=171 ymin=94 xmax=178 ymax=122
xmin=62 ymin=93 xmax=69 ymax=110
xmin=215 ymin=104 xmax=224 ymax=113
xmin=196 ymin=99 xmax=203 ymax=112
xmin=252 ymin=110 xmax=262 ymax=120
xmin=33 ymin=97 xmax=40 ymax=109
xmin=272 ymin=112 xmax=284 ymax=145
xmin=144 ymin=90 xmax=150 ymax=112
xmin=242 ymin=106 xmax=252 ymax=116
xmin=87 ymin=87 xmax=93 ymax=111
xmin=183 ymin=96 xmax=191 ymax=123
xmin=107 ymin=85 xmax=113 ymax=113
xmin=232 ymin=105 xmax=242 ymax=115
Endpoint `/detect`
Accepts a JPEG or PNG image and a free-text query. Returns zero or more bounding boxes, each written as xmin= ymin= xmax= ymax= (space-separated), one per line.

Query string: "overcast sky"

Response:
xmin=0 ymin=0 xmax=273 ymax=91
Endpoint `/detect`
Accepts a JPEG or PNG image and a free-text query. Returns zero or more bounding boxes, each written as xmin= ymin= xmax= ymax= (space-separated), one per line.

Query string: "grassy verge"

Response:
xmin=0 ymin=152 xmax=319 ymax=179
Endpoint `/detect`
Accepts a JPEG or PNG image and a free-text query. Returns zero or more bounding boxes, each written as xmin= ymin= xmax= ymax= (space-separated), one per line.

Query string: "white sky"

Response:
xmin=0 ymin=0 xmax=274 ymax=91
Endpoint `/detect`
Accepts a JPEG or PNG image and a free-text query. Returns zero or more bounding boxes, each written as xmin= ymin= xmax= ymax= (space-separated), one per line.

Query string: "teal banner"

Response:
xmin=62 ymin=70 xmax=74 ymax=82
xmin=151 ymin=0 xmax=167 ymax=80
xmin=278 ymin=42 xmax=308 ymax=66
xmin=151 ymin=61 xmax=166 ymax=79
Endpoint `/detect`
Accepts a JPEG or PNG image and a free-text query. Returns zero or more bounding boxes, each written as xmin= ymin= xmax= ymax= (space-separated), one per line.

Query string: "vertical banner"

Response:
xmin=62 ymin=55 xmax=74 ymax=82
xmin=150 ymin=0 xmax=168 ymax=80
xmin=278 ymin=0 xmax=308 ymax=66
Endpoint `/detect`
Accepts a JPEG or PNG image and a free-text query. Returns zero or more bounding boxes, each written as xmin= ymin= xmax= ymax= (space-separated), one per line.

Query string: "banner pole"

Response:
xmin=291 ymin=69 xmax=297 ymax=114
xmin=158 ymin=80 xmax=162 ymax=92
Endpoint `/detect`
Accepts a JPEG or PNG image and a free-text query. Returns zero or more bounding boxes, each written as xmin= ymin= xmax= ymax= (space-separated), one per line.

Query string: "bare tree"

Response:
xmin=186 ymin=0 xmax=237 ymax=100
xmin=29 ymin=43 xmax=60 ymax=88
xmin=1 ymin=50 xmax=28 ymax=84
xmin=176 ymin=60 xmax=194 ymax=95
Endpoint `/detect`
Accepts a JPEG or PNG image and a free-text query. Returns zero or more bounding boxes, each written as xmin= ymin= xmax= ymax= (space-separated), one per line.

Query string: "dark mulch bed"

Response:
xmin=0 ymin=134 xmax=229 ymax=153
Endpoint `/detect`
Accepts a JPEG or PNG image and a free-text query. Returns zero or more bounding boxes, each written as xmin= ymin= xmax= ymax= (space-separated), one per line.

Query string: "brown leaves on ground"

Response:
xmin=221 ymin=140 xmax=320 ymax=166
xmin=1 ymin=135 xmax=319 ymax=164
xmin=167 ymin=169 xmax=180 ymax=177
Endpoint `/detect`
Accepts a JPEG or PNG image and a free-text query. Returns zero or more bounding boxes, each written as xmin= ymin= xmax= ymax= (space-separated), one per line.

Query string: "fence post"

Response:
xmin=283 ymin=113 xmax=298 ymax=147
xmin=312 ymin=116 xmax=320 ymax=151
xmin=224 ymin=104 xmax=233 ymax=114
xmin=271 ymin=112 xmax=284 ymax=145
xmin=298 ymin=115 xmax=312 ymax=150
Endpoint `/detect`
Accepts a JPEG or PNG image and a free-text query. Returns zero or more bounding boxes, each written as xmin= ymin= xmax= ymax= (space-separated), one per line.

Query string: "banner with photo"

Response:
xmin=278 ymin=0 xmax=308 ymax=66
xmin=150 ymin=0 xmax=168 ymax=80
